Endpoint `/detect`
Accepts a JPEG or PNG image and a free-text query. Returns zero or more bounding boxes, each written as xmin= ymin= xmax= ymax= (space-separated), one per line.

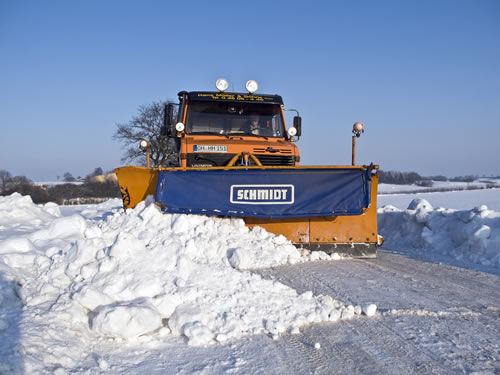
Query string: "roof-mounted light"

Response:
xmin=216 ymin=78 xmax=229 ymax=92
xmin=245 ymin=80 xmax=258 ymax=94
xmin=175 ymin=122 xmax=185 ymax=132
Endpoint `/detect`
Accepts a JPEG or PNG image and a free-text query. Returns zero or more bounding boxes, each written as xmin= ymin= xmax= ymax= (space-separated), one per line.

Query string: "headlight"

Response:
xmin=287 ymin=127 xmax=297 ymax=137
xmin=175 ymin=122 xmax=185 ymax=132
xmin=216 ymin=78 xmax=229 ymax=92
xmin=139 ymin=139 xmax=150 ymax=150
xmin=245 ymin=80 xmax=258 ymax=94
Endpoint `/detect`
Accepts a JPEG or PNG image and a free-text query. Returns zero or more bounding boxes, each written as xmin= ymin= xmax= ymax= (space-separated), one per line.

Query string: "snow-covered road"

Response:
xmin=253 ymin=251 xmax=499 ymax=374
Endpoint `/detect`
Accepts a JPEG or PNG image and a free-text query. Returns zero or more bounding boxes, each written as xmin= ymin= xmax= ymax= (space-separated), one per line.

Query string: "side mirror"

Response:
xmin=162 ymin=103 xmax=175 ymax=136
xmin=293 ymin=116 xmax=302 ymax=137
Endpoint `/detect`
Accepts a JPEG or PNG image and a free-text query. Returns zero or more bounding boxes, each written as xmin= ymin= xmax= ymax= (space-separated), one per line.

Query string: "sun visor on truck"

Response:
xmin=155 ymin=168 xmax=371 ymax=219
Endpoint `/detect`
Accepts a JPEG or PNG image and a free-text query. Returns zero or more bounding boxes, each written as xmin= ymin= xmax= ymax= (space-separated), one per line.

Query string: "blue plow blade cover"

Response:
xmin=155 ymin=168 xmax=371 ymax=219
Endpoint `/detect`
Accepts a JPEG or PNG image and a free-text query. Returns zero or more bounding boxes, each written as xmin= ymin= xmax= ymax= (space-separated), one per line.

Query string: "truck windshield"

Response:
xmin=186 ymin=101 xmax=286 ymax=138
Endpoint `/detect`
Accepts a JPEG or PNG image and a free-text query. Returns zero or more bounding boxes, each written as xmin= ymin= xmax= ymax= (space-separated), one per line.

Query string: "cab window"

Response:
xmin=186 ymin=101 xmax=285 ymax=137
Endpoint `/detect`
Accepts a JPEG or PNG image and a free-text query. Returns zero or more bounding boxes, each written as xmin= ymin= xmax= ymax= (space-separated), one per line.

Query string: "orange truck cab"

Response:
xmin=162 ymin=91 xmax=302 ymax=168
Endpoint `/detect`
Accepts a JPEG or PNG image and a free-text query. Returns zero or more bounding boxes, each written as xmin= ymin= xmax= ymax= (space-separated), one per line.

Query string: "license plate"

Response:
xmin=194 ymin=145 xmax=228 ymax=153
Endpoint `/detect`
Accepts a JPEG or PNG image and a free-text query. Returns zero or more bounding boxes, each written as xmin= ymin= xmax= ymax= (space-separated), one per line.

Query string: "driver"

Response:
xmin=244 ymin=115 xmax=261 ymax=135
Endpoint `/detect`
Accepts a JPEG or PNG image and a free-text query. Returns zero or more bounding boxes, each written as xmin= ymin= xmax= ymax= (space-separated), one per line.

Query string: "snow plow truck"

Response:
xmin=115 ymin=79 xmax=383 ymax=257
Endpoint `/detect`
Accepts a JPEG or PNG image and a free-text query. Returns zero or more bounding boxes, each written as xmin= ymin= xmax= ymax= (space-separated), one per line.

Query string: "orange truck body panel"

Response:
xmin=180 ymin=135 xmax=299 ymax=168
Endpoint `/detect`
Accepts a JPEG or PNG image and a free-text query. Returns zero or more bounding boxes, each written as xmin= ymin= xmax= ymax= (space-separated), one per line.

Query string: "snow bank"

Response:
xmin=378 ymin=198 xmax=500 ymax=268
xmin=0 ymin=193 xmax=363 ymax=356
xmin=0 ymin=193 xmax=60 ymax=227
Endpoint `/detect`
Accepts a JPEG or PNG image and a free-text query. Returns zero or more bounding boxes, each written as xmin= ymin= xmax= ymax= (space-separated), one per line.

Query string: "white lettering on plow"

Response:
xmin=238 ymin=189 xmax=287 ymax=201
xmin=232 ymin=185 xmax=294 ymax=205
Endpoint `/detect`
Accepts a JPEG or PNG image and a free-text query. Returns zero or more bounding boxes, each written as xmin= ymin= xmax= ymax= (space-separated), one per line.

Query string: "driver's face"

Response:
xmin=250 ymin=119 xmax=259 ymax=128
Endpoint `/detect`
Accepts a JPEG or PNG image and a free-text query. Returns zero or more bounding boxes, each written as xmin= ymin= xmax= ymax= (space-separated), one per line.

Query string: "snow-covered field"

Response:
xmin=378 ymin=178 xmax=500 ymax=194
xmin=0 ymin=187 xmax=499 ymax=374
xmin=34 ymin=181 xmax=84 ymax=186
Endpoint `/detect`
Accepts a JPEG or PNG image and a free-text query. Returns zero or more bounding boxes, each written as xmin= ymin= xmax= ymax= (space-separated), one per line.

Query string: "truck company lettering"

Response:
xmin=194 ymin=92 xmax=275 ymax=102
xmin=230 ymin=185 xmax=294 ymax=205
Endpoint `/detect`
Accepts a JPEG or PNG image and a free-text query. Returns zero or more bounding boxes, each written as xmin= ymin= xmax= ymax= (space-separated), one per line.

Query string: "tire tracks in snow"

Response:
xmin=369 ymin=250 xmax=500 ymax=309
xmin=255 ymin=251 xmax=500 ymax=374
xmin=260 ymin=263 xmax=455 ymax=373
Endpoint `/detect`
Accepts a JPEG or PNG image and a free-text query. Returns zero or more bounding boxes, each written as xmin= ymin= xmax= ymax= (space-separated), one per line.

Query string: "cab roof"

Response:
xmin=181 ymin=91 xmax=284 ymax=105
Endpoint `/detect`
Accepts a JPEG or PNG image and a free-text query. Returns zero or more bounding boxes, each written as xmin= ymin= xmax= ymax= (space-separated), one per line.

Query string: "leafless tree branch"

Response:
xmin=113 ymin=101 xmax=179 ymax=167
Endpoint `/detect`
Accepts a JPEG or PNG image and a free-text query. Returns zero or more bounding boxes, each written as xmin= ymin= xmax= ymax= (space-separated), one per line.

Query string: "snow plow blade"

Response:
xmin=115 ymin=165 xmax=382 ymax=257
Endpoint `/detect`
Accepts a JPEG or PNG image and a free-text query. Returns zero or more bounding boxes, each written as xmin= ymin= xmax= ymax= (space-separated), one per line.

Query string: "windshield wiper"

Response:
xmin=188 ymin=131 xmax=231 ymax=138
xmin=240 ymin=132 xmax=269 ymax=140
xmin=189 ymin=131 xmax=222 ymax=135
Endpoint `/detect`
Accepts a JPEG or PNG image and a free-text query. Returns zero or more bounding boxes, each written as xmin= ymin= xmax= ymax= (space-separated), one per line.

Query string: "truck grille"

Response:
xmin=187 ymin=153 xmax=295 ymax=167
xmin=253 ymin=148 xmax=293 ymax=154
xmin=253 ymin=154 xmax=295 ymax=166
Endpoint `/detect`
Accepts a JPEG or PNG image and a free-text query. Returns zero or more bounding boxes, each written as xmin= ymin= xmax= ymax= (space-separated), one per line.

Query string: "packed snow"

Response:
xmin=0 ymin=193 xmax=370 ymax=374
xmin=0 ymin=189 xmax=499 ymax=374
xmin=378 ymin=198 xmax=500 ymax=270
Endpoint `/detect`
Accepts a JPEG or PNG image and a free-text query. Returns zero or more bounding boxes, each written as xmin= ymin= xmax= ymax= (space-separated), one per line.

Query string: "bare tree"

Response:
xmin=113 ymin=101 xmax=179 ymax=167
xmin=86 ymin=167 xmax=103 ymax=178
xmin=63 ymin=172 xmax=76 ymax=182
xmin=3 ymin=175 xmax=33 ymax=194
xmin=0 ymin=169 xmax=12 ymax=193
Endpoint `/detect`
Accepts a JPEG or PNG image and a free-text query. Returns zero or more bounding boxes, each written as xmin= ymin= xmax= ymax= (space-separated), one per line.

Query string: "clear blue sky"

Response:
xmin=1 ymin=0 xmax=499 ymax=180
